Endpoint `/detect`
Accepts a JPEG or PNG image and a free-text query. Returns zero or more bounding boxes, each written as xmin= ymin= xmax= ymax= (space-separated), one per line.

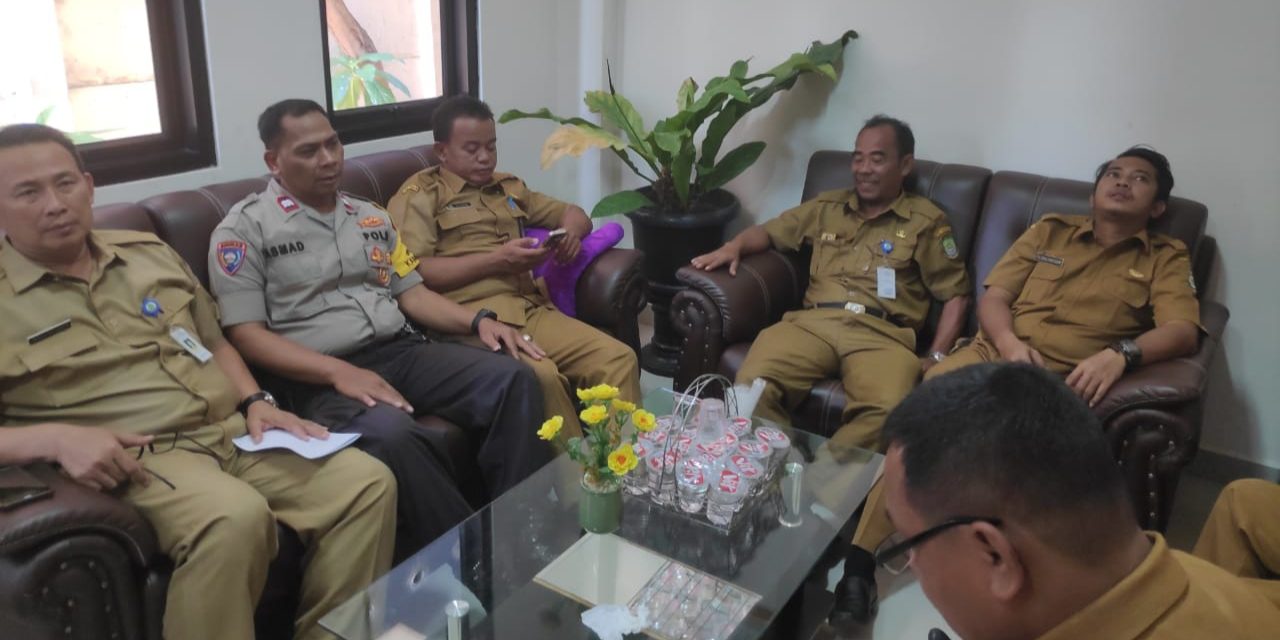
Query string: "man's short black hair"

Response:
xmin=258 ymin=99 xmax=327 ymax=149
xmin=1094 ymin=145 xmax=1175 ymax=204
xmin=882 ymin=363 xmax=1135 ymax=562
xmin=0 ymin=123 xmax=86 ymax=172
xmin=860 ymin=114 xmax=915 ymax=158
xmin=432 ymin=95 xmax=494 ymax=143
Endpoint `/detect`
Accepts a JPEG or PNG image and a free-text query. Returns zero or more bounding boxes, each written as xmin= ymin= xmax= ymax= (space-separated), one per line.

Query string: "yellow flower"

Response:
xmin=608 ymin=443 xmax=639 ymax=476
xmin=611 ymin=399 xmax=636 ymax=414
xmin=588 ymin=383 xmax=619 ymax=401
xmin=632 ymin=410 xmax=657 ymax=433
xmin=576 ymin=387 xmax=594 ymax=402
xmin=580 ymin=405 xmax=609 ymax=425
xmin=537 ymin=416 xmax=563 ymax=441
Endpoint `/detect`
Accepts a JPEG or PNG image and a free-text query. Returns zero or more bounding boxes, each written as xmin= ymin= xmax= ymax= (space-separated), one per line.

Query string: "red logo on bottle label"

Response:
xmin=718 ymin=469 xmax=741 ymax=493
xmin=732 ymin=455 xmax=760 ymax=478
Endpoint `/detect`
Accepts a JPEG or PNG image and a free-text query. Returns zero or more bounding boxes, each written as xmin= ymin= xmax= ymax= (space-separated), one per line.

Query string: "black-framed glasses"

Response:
xmin=133 ymin=431 xmax=222 ymax=491
xmin=874 ymin=516 xmax=1003 ymax=575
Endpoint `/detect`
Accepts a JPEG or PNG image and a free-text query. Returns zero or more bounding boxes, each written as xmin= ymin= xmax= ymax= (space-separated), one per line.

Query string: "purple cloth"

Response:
xmin=525 ymin=222 xmax=624 ymax=317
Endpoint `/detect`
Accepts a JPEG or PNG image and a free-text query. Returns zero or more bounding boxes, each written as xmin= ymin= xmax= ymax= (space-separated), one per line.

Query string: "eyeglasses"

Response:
xmin=874 ymin=516 xmax=1003 ymax=575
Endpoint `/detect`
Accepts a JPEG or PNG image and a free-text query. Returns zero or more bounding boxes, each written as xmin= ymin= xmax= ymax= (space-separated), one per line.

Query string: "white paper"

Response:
xmin=232 ymin=430 xmax=361 ymax=459
xmin=876 ymin=266 xmax=897 ymax=299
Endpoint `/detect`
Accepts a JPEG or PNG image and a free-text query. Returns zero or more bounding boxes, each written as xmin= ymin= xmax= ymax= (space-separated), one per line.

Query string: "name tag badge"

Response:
xmin=1035 ymin=252 xmax=1064 ymax=267
xmin=27 ymin=319 xmax=71 ymax=345
xmin=169 ymin=326 xmax=213 ymax=363
xmin=877 ymin=266 xmax=897 ymax=300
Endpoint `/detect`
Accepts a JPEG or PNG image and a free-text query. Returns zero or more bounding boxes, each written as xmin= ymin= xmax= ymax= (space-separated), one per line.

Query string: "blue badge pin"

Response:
xmin=507 ymin=196 xmax=517 ymax=210
xmin=879 ymin=239 xmax=894 ymax=255
xmin=141 ymin=297 xmax=163 ymax=318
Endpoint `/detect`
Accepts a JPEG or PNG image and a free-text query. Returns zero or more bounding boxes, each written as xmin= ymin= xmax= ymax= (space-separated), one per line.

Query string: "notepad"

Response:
xmin=232 ymin=430 xmax=361 ymax=460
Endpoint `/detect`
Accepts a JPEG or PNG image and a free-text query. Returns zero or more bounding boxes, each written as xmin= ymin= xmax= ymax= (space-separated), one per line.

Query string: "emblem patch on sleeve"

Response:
xmin=941 ymin=235 xmax=959 ymax=259
xmin=358 ymin=216 xmax=385 ymax=229
xmin=216 ymin=240 xmax=247 ymax=276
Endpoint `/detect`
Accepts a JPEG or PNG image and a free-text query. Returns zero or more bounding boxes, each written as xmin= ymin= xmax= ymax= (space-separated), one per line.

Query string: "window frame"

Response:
xmin=318 ymin=0 xmax=479 ymax=144
xmin=77 ymin=0 xmax=215 ymax=186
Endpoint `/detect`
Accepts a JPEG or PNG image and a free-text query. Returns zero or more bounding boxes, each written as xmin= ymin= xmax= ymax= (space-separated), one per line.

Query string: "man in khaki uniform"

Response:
xmin=387 ymin=96 xmax=641 ymax=435
xmin=840 ymin=147 xmax=1207 ymax=626
xmin=692 ymin=115 xmax=971 ymax=453
xmin=878 ymin=363 xmax=1280 ymax=640
xmin=1194 ymin=479 xmax=1280 ymax=603
xmin=0 ymin=124 xmax=395 ymax=640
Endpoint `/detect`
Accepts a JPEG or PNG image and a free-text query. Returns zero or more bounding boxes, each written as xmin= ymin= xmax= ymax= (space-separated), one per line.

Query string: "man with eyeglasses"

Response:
xmin=870 ymin=362 xmax=1279 ymax=639
xmin=0 ymin=124 xmax=396 ymax=640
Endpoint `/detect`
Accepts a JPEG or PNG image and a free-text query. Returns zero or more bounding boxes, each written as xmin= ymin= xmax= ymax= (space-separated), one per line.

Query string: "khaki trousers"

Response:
xmin=1194 ymin=479 xmax=1280 ymax=579
xmin=736 ymin=309 xmax=919 ymax=452
xmin=514 ymin=304 xmax=642 ymax=436
xmin=124 ymin=418 xmax=396 ymax=640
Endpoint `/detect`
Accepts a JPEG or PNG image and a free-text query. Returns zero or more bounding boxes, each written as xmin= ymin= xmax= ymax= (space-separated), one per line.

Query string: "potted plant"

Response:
xmin=500 ymin=31 xmax=857 ymax=375
xmin=538 ymin=384 xmax=657 ymax=533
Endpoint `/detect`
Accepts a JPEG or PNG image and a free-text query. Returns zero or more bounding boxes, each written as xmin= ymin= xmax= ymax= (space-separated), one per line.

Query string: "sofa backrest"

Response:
xmin=90 ymin=145 xmax=437 ymax=288
xmin=972 ymin=171 xmax=1212 ymax=305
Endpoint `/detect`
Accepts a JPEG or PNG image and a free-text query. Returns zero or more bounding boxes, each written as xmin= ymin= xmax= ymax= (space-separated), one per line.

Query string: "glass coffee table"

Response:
xmin=321 ymin=389 xmax=881 ymax=640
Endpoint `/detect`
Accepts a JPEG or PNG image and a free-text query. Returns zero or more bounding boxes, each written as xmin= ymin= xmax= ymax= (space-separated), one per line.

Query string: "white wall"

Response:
xmin=605 ymin=0 xmax=1280 ymax=468
xmin=95 ymin=0 xmax=580 ymax=205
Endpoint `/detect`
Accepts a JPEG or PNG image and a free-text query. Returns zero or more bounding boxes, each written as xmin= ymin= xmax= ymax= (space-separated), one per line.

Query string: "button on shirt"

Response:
xmin=983 ymin=214 xmax=1202 ymax=367
xmin=0 ymin=231 xmax=238 ymax=433
xmin=208 ymin=180 xmax=423 ymax=356
xmin=762 ymin=188 xmax=971 ymax=329
xmin=388 ymin=166 xmax=568 ymax=325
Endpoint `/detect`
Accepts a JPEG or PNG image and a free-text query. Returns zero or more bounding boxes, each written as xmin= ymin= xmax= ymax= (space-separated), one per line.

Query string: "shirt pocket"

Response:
xmin=1105 ymin=274 xmax=1151 ymax=324
xmin=436 ymin=207 xmax=492 ymax=252
xmin=1020 ymin=261 xmax=1065 ymax=304
xmin=14 ymin=325 xmax=101 ymax=409
xmin=810 ymin=233 xmax=846 ymax=276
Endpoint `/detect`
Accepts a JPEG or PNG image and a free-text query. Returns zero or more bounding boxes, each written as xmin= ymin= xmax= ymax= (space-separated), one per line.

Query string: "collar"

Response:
xmin=843 ymin=190 xmax=914 ymax=221
xmin=1039 ymin=533 xmax=1187 ymax=640
xmin=1 ymin=232 xmax=122 ymax=294
xmin=1072 ymin=216 xmax=1152 ymax=251
xmin=435 ymin=167 xmax=472 ymax=200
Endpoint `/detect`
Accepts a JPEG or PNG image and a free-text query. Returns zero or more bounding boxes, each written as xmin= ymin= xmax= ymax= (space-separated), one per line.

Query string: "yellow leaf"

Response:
xmin=540 ymin=124 xmax=626 ymax=170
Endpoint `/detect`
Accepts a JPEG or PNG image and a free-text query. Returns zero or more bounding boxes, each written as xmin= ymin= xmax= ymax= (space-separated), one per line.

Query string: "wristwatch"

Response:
xmin=470 ymin=308 xmax=498 ymax=334
xmin=237 ymin=390 xmax=278 ymax=416
xmin=928 ymin=351 xmax=947 ymax=364
xmin=1107 ymin=339 xmax=1143 ymax=371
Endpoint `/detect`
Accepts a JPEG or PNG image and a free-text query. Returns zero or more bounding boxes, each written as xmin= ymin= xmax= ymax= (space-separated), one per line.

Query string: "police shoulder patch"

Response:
xmin=216 ymin=240 xmax=247 ymax=276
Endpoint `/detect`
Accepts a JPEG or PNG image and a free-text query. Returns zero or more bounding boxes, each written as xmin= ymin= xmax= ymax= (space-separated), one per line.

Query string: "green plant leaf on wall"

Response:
xmin=676 ymin=78 xmax=698 ymax=111
xmin=700 ymin=141 xmax=766 ymax=193
xmin=583 ymin=90 xmax=654 ymax=161
xmin=670 ymin=141 xmax=696 ymax=208
xmin=591 ymin=190 xmax=654 ymax=218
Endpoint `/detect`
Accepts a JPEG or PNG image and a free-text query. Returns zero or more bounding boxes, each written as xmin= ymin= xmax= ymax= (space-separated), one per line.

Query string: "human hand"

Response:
xmin=330 ymin=364 xmax=413 ymax=413
xmin=994 ymin=334 xmax=1046 ymax=367
xmin=245 ymin=401 xmax=330 ymax=443
xmin=496 ymin=237 xmax=550 ymax=274
xmin=50 ymin=424 xmax=153 ymax=491
xmin=1065 ymin=349 xmax=1127 ymax=407
xmin=690 ymin=243 xmax=742 ymax=276
xmin=477 ymin=318 xmax=545 ymax=361
xmin=550 ymin=228 xmax=583 ymax=264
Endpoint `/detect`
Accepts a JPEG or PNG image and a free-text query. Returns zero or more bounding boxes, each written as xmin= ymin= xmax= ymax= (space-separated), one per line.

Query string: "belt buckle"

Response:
xmin=843 ymin=302 xmax=866 ymax=314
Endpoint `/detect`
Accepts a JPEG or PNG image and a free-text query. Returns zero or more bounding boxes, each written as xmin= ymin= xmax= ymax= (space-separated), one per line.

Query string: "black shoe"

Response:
xmin=829 ymin=546 xmax=878 ymax=627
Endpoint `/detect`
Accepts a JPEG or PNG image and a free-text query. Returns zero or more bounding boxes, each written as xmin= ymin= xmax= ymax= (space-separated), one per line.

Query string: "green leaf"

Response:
xmin=583 ymin=90 xmax=650 ymax=152
xmin=652 ymin=130 xmax=687 ymax=157
xmin=676 ymin=78 xmax=697 ymax=111
xmin=729 ymin=59 xmax=750 ymax=79
xmin=698 ymin=99 xmax=747 ymax=172
xmin=591 ymin=190 xmax=654 ymax=218
xmin=332 ymin=74 xmax=351 ymax=106
xmin=700 ymin=141 xmax=765 ymax=193
xmin=355 ymin=65 xmax=378 ymax=83
xmin=367 ymin=80 xmax=396 ymax=105
xmin=359 ymin=52 xmax=398 ymax=63
xmin=338 ymin=78 xmax=363 ymax=109
xmin=36 ymin=106 xmax=54 ymax=125
xmin=671 ymin=143 xmax=695 ymax=208
xmin=377 ymin=70 xmax=412 ymax=98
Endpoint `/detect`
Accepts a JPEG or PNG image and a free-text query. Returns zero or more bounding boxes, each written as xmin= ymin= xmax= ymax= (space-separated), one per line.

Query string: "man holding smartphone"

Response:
xmin=388 ymin=96 xmax=642 ymax=436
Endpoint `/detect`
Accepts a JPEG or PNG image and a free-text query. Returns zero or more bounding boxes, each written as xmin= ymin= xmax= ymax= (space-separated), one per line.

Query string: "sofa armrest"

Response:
xmin=575 ymin=247 xmax=647 ymax=355
xmin=0 ymin=464 xmax=158 ymax=565
xmin=1094 ymin=300 xmax=1229 ymax=421
xmin=671 ymin=250 xmax=809 ymax=390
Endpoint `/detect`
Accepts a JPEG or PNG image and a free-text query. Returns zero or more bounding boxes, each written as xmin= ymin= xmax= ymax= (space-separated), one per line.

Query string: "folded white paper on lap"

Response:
xmin=232 ymin=430 xmax=361 ymax=459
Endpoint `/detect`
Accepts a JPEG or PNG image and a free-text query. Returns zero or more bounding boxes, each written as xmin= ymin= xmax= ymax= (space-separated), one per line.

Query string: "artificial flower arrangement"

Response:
xmin=538 ymin=383 xmax=657 ymax=491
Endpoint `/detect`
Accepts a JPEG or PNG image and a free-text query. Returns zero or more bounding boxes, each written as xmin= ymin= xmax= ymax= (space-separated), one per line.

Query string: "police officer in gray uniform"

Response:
xmin=207 ymin=99 xmax=553 ymax=559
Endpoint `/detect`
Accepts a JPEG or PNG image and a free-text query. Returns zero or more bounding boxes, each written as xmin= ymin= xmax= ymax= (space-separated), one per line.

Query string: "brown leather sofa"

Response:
xmin=0 ymin=145 xmax=646 ymax=640
xmin=672 ymin=150 xmax=1228 ymax=532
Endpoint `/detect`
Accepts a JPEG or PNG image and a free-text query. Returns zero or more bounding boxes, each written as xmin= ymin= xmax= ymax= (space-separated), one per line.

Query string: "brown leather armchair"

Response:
xmin=671 ymin=150 xmax=1227 ymax=532
xmin=0 ymin=145 xmax=646 ymax=639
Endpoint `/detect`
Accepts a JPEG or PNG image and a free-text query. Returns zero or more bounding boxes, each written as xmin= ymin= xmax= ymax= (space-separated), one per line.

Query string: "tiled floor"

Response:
xmin=634 ymin=307 xmax=1230 ymax=639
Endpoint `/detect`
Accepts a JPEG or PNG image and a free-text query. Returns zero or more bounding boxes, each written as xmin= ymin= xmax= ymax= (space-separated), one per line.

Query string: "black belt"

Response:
xmin=811 ymin=302 xmax=903 ymax=328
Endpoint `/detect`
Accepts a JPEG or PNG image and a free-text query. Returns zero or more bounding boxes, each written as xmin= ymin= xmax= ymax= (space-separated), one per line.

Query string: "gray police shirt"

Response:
xmin=208 ymin=179 xmax=423 ymax=356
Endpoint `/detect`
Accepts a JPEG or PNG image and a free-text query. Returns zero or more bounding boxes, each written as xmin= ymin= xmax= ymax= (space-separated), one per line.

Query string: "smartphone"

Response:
xmin=0 ymin=466 xmax=52 ymax=511
xmin=541 ymin=228 xmax=568 ymax=250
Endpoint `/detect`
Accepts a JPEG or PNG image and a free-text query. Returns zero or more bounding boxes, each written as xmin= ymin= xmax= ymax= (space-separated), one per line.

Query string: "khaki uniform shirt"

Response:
xmin=1039 ymin=534 xmax=1280 ymax=639
xmin=984 ymin=214 xmax=1202 ymax=367
xmin=387 ymin=166 xmax=569 ymax=325
xmin=762 ymin=189 xmax=971 ymax=330
xmin=209 ymin=180 xmax=422 ymax=356
xmin=0 ymin=231 xmax=238 ymax=433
